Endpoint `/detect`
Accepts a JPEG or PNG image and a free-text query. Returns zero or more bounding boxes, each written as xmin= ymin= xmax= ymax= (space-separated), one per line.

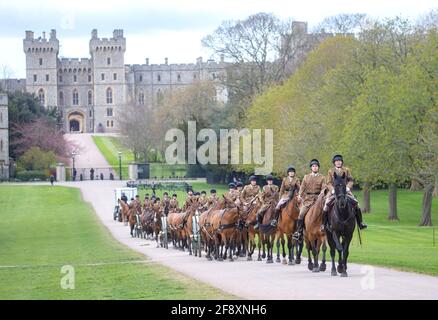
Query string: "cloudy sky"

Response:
xmin=0 ymin=0 xmax=436 ymax=78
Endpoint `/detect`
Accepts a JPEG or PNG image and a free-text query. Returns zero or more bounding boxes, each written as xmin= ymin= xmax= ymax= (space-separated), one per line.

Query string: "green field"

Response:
xmin=92 ymin=136 xmax=187 ymax=179
xmin=141 ymin=183 xmax=438 ymax=276
xmin=0 ymin=185 xmax=235 ymax=299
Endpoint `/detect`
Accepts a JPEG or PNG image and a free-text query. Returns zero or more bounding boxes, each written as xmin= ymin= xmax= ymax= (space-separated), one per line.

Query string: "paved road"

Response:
xmin=64 ymin=133 xmax=111 ymax=168
xmin=57 ymin=179 xmax=438 ymax=300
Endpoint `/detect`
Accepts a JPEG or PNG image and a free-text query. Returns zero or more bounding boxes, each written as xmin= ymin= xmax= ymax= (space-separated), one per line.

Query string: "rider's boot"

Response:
xmin=271 ymin=208 xmax=280 ymax=227
xmin=355 ymin=207 xmax=367 ymax=230
xmin=254 ymin=213 xmax=263 ymax=230
xmin=292 ymin=219 xmax=304 ymax=241
xmin=320 ymin=209 xmax=329 ymax=233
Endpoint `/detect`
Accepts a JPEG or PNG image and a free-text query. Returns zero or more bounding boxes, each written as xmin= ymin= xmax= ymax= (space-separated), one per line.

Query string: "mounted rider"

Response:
xmin=169 ymin=193 xmax=179 ymax=211
xmin=293 ymin=159 xmax=327 ymax=241
xmin=207 ymin=189 xmax=219 ymax=207
xmin=272 ymin=166 xmax=301 ymax=226
xmin=198 ymin=191 xmax=209 ymax=211
xmin=120 ymin=193 xmax=128 ymax=204
xmin=240 ymin=175 xmax=260 ymax=205
xmin=183 ymin=188 xmax=196 ymax=210
xmin=255 ymin=174 xmax=279 ymax=229
xmin=321 ymin=154 xmax=367 ymax=232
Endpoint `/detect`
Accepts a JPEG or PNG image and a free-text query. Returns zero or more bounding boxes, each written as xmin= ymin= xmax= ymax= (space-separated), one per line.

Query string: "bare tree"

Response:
xmin=314 ymin=13 xmax=370 ymax=34
xmin=0 ymin=65 xmax=14 ymax=92
xmin=417 ymin=8 xmax=438 ymax=31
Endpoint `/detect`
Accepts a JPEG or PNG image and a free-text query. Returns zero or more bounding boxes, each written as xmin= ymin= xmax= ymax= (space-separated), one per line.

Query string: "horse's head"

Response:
xmin=333 ymin=171 xmax=347 ymax=208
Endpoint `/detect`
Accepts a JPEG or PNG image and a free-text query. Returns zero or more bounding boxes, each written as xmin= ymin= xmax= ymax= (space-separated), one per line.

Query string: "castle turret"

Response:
xmin=89 ymin=29 xmax=126 ymax=132
xmin=23 ymin=29 xmax=59 ymax=108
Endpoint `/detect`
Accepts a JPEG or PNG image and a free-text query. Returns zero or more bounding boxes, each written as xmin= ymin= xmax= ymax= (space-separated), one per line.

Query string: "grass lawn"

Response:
xmin=0 ymin=185 xmax=235 ymax=299
xmin=92 ymin=136 xmax=186 ymax=179
xmin=139 ymin=183 xmax=438 ymax=276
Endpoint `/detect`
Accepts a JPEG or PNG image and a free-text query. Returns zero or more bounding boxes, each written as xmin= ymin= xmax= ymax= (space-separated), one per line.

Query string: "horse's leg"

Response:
xmin=341 ymin=235 xmax=352 ymax=277
xmin=281 ymin=235 xmax=287 ymax=264
xmin=312 ymin=239 xmax=320 ymax=273
xmin=329 ymin=239 xmax=337 ymax=276
xmin=320 ymin=240 xmax=327 ymax=272
xmin=287 ymin=235 xmax=295 ymax=265
xmin=306 ymin=241 xmax=313 ymax=271
xmin=275 ymin=232 xmax=281 ymax=263
xmin=257 ymin=233 xmax=262 ymax=261
xmin=295 ymin=240 xmax=302 ymax=264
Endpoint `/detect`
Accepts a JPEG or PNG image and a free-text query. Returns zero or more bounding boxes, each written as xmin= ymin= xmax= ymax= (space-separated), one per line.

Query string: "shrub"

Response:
xmin=16 ymin=170 xmax=48 ymax=181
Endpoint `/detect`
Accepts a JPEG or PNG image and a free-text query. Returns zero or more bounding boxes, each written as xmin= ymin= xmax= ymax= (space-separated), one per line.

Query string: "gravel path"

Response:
xmin=64 ymin=133 xmax=111 ymax=168
xmin=55 ymin=180 xmax=438 ymax=300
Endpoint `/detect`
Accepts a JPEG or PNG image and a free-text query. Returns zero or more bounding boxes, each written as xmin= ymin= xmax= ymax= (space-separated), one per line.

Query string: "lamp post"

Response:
xmin=118 ymin=151 xmax=122 ymax=180
xmin=72 ymin=151 xmax=76 ymax=181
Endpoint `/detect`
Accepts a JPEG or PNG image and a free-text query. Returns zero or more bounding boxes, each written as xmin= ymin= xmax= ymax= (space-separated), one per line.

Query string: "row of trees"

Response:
xmin=243 ymin=16 xmax=438 ymax=225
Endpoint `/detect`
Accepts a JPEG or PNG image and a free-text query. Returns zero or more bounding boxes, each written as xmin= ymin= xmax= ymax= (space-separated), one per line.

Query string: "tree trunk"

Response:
xmin=419 ymin=184 xmax=433 ymax=226
xmin=362 ymin=182 xmax=371 ymax=213
xmin=433 ymin=180 xmax=438 ymax=197
xmin=409 ymin=179 xmax=422 ymax=192
xmin=388 ymin=184 xmax=399 ymax=221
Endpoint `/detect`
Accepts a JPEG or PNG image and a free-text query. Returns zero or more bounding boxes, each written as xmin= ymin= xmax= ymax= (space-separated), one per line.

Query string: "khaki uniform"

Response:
xmin=298 ymin=173 xmax=326 ymax=219
xmin=143 ymin=199 xmax=151 ymax=209
xmin=198 ymin=195 xmax=209 ymax=210
xmin=169 ymin=198 xmax=179 ymax=210
xmin=276 ymin=176 xmax=300 ymax=209
xmin=257 ymin=184 xmax=279 ymax=219
xmin=208 ymin=195 xmax=219 ymax=207
xmin=183 ymin=195 xmax=197 ymax=210
xmin=241 ymin=184 xmax=261 ymax=203
xmin=324 ymin=166 xmax=358 ymax=209
xmin=225 ymin=189 xmax=240 ymax=203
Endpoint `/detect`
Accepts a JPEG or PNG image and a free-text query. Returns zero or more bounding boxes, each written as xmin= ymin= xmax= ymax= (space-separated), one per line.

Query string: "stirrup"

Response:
xmin=359 ymin=223 xmax=367 ymax=230
xmin=292 ymin=231 xmax=301 ymax=241
xmin=254 ymin=223 xmax=259 ymax=230
xmin=270 ymin=219 xmax=277 ymax=227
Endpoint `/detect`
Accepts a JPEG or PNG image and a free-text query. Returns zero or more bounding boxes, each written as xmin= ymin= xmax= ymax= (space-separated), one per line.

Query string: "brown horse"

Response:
xmin=199 ymin=199 xmax=226 ymax=260
xmin=209 ymin=196 xmax=241 ymax=261
xmin=240 ymin=197 xmax=263 ymax=261
xmin=182 ymin=202 xmax=199 ymax=256
xmin=128 ymin=202 xmax=141 ymax=237
xmin=118 ymin=199 xmax=130 ymax=225
xmin=302 ymin=192 xmax=328 ymax=272
xmin=274 ymin=190 xmax=302 ymax=265
xmin=152 ymin=203 xmax=164 ymax=247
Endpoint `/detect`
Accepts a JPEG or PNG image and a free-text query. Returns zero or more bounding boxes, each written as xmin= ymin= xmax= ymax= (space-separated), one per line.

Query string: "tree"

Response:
xmin=315 ymin=13 xmax=370 ymax=34
xmin=17 ymin=146 xmax=56 ymax=171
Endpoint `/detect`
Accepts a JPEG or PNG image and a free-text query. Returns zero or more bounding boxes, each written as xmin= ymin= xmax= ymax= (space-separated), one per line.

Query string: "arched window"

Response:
xmin=72 ymin=89 xmax=79 ymax=105
xmin=88 ymin=90 xmax=93 ymax=105
xmin=38 ymin=89 xmax=45 ymax=106
xmin=156 ymin=89 xmax=163 ymax=105
xmin=138 ymin=90 xmax=144 ymax=105
xmin=0 ymin=139 xmax=3 ymax=152
xmin=59 ymin=91 xmax=64 ymax=106
xmin=106 ymin=88 xmax=113 ymax=104
xmin=177 ymin=74 xmax=181 ymax=82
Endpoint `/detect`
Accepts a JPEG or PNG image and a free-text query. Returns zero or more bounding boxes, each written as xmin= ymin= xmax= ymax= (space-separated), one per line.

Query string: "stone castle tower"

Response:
xmin=22 ymin=29 xmax=227 ymax=134
xmin=0 ymin=93 xmax=9 ymax=179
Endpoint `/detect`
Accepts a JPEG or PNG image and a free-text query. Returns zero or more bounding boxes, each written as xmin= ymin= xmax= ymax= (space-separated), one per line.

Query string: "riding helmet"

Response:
xmin=248 ymin=175 xmax=257 ymax=182
xmin=172 ymin=193 xmax=177 ymax=197
xmin=228 ymin=182 xmax=236 ymax=189
xmin=287 ymin=166 xmax=295 ymax=173
xmin=332 ymin=154 xmax=343 ymax=163
xmin=236 ymin=182 xmax=243 ymax=188
xmin=210 ymin=189 xmax=217 ymax=194
xmin=309 ymin=159 xmax=320 ymax=167
xmin=265 ymin=174 xmax=274 ymax=181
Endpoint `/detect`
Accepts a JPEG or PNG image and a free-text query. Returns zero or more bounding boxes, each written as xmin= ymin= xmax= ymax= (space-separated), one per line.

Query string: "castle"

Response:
xmin=22 ymin=29 xmax=228 ymax=133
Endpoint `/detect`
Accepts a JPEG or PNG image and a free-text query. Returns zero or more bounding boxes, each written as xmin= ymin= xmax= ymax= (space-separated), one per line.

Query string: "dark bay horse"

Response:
xmin=258 ymin=201 xmax=278 ymax=264
xmin=327 ymin=171 xmax=356 ymax=277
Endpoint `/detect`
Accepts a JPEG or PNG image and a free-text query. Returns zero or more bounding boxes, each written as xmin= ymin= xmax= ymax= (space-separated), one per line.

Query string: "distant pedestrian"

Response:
xmin=90 ymin=168 xmax=95 ymax=180
xmin=49 ymin=175 xmax=55 ymax=186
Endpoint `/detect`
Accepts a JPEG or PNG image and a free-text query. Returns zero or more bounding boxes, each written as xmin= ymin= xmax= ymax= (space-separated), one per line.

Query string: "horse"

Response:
xmin=141 ymin=207 xmax=155 ymax=239
xmin=152 ymin=203 xmax=164 ymax=247
xmin=182 ymin=202 xmax=199 ymax=256
xmin=128 ymin=201 xmax=142 ymax=237
xmin=302 ymin=192 xmax=328 ymax=272
xmin=209 ymin=196 xmax=242 ymax=261
xmin=258 ymin=200 xmax=278 ymax=264
xmin=199 ymin=199 xmax=226 ymax=260
xmin=167 ymin=210 xmax=186 ymax=250
xmin=240 ymin=197 xmax=263 ymax=261
xmin=273 ymin=189 xmax=302 ymax=265
xmin=118 ymin=199 xmax=130 ymax=225
xmin=326 ymin=171 xmax=356 ymax=277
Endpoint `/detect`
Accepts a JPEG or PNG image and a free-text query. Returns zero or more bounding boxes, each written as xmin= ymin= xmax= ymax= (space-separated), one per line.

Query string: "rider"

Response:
xmin=198 ymin=191 xmax=209 ymax=211
xmin=273 ymin=166 xmax=301 ymax=226
xmin=169 ymin=193 xmax=179 ymax=211
xmin=255 ymin=174 xmax=279 ymax=229
xmin=121 ymin=193 xmax=128 ymax=204
xmin=241 ymin=175 xmax=260 ymax=205
xmin=143 ymin=194 xmax=151 ymax=209
xmin=293 ymin=159 xmax=327 ymax=241
xmin=225 ymin=183 xmax=240 ymax=203
xmin=208 ymin=189 xmax=219 ymax=207
xmin=321 ymin=154 xmax=367 ymax=232
xmin=183 ymin=188 xmax=196 ymax=210
xmin=236 ymin=182 xmax=244 ymax=193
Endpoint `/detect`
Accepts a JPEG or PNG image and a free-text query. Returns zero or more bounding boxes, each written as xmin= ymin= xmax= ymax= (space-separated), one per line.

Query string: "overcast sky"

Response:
xmin=0 ymin=0 xmax=436 ymax=78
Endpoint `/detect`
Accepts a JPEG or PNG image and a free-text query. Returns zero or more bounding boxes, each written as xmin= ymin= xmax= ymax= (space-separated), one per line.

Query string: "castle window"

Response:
xmin=59 ymin=75 xmax=63 ymax=82
xmin=88 ymin=91 xmax=93 ymax=105
xmin=107 ymin=57 xmax=111 ymax=65
xmin=88 ymin=75 xmax=92 ymax=82
xmin=156 ymin=89 xmax=163 ymax=105
xmin=106 ymin=108 xmax=113 ymax=117
xmin=39 ymin=58 xmax=43 ymax=66
xmin=111 ymin=120 xmax=114 ymax=127
xmin=0 ymin=112 xmax=2 ymax=123
xmin=101 ymin=73 xmax=105 ymax=81
xmin=0 ymin=140 xmax=3 ymax=152
xmin=89 ymin=110 xmax=92 ymax=117
xmin=73 ymin=75 xmax=77 ymax=82
xmin=139 ymin=75 xmax=143 ymax=82
xmin=59 ymin=91 xmax=64 ymax=106
xmin=177 ymin=74 xmax=181 ymax=82
xmin=38 ymin=89 xmax=45 ymax=107
xmin=113 ymin=73 xmax=117 ymax=80
xmin=157 ymin=74 xmax=161 ymax=82
xmin=106 ymin=88 xmax=113 ymax=104
xmin=72 ymin=89 xmax=79 ymax=105
xmin=139 ymin=91 xmax=144 ymax=105
xmin=33 ymin=74 xmax=37 ymax=82
xmin=107 ymin=120 xmax=109 ymax=127
xmin=46 ymin=74 xmax=49 ymax=82
xmin=193 ymin=73 xmax=197 ymax=79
